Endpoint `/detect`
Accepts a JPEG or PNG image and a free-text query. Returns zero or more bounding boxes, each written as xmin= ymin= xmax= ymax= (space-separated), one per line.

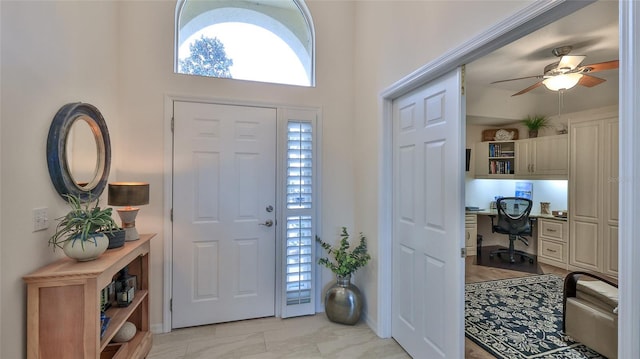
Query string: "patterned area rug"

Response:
xmin=465 ymin=274 xmax=605 ymax=358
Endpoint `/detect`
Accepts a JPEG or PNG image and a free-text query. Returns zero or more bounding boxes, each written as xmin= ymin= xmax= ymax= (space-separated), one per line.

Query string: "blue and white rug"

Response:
xmin=465 ymin=274 xmax=606 ymax=358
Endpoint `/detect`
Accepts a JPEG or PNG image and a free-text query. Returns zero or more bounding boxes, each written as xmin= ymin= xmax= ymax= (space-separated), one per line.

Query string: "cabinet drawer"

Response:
xmin=539 ymin=240 xmax=565 ymax=262
xmin=539 ymin=220 xmax=565 ymax=241
xmin=465 ymin=214 xmax=477 ymax=225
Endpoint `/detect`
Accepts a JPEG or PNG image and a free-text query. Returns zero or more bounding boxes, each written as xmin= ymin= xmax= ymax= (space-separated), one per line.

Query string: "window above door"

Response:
xmin=175 ymin=0 xmax=315 ymax=87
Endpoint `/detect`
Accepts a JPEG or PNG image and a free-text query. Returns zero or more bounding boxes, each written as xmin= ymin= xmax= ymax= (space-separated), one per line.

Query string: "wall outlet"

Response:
xmin=33 ymin=207 xmax=49 ymax=232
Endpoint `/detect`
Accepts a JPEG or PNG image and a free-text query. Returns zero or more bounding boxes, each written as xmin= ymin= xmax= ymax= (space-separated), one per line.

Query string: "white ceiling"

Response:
xmin=465 ymin=1 xmax=619 ymax=126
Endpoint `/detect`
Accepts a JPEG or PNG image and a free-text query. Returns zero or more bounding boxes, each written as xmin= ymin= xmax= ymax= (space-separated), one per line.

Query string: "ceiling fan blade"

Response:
xmin=578 ymin=74 xmax=606 ymax=87
xmin=579 ymin=60 xmax=619 ymax=73
xmin=491 ymin=75 xmax=542 ymax=84
xmin=558 ymin=55 xmax=586 ymax=70
xmin=512 ymin=81 xmax=544 ymax=96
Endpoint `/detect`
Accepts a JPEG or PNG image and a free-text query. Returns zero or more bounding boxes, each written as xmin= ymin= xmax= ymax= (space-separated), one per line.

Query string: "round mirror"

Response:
xmin=47 ymin=102 xmax=111 ymax=202
xmin=66 ymin=116 xmax=100 ymax=188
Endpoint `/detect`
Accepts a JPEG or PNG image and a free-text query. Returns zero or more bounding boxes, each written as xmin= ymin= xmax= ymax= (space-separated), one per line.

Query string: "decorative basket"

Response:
xmin=105 ymin=229 xmax=126 ymax=249
xmin=482 ymin=128 xmax=519 ymax=141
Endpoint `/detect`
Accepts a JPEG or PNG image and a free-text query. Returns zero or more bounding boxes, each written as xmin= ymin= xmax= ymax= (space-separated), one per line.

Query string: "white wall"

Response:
xmin=0 ymin=2 xmax=120 ymax=358
xmin=0 ymin=1 xmax=567 ymax=355
xmin=351 ymin=0 xmax=535 ymax=332
xmin=465 ymin=179 xmax=568 ymax=212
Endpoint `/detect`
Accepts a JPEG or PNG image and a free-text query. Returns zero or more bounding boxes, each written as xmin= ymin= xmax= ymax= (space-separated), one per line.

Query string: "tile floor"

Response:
xmin=148 ymin=314 xmax=410 ymax=359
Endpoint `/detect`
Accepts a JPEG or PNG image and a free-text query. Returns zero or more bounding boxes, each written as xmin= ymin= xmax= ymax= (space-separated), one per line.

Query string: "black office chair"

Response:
xmin=490 ymin=197 xmax=535 ymax=264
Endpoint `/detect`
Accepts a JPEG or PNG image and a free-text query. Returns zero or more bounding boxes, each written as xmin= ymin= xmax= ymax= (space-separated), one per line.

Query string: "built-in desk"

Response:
xmin=469 ymin=209 xmax=567 ymax=221
xmin=465 ymin=211 xmax=568 ymax=268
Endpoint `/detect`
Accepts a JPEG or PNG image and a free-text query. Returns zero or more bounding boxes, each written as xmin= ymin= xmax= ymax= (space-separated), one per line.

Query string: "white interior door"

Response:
xmin=172 ymin=101 xmax=277 ymax=328
xmin=391 ymin=69 xmax=465 ymax=358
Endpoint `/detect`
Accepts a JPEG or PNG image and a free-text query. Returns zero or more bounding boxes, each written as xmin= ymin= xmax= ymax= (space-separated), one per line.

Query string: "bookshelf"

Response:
xmin=475 ymin=141 xmax=516 ymax=178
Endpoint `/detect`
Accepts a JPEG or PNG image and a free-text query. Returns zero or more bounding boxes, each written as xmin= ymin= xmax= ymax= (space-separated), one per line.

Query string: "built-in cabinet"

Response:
xmin=23 ymin=234 xmax=155 ymax=359
xmin=537 ymin=218 xmax=568 ymax=269
xmin=569 ymin=114 xmax=618 ymax=276
xmin=475 ymin=134 xmax=567 ymax=179
xmin=515 ymin=135 xmax=568 ymax=178
xmin=465 ymin=214 xmax=477 ymax=256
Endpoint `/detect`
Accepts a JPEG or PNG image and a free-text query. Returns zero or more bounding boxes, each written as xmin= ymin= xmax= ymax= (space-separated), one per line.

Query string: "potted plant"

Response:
xmin=522 ymin=114 xmax=549 ymax=138
xmin=316 ymin=227 xmax=371 ymax=325
xmin=49 ymin=194 xmax=119 ymax=261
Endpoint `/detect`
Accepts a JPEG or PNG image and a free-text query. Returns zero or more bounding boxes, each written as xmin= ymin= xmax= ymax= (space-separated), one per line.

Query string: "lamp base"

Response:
xmin=123 ymin=227 xmax=140 ymax=242
xmin=116 ymin=208 xmax=140 ymax=241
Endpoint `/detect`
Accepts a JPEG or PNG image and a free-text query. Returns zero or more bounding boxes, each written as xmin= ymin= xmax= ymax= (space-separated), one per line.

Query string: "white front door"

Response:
xmin=172 ymin=101 xmax=277 ymax=328
xmin=391 ymin=69 xmax=465 ymax=358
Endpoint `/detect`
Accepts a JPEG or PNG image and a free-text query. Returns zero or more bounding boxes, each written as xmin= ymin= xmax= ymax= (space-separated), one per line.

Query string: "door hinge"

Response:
xmin=461 ymin=247 xmax=467 ymax=258
xmin=170 ymin=208 xmax=173 ymax=222
xmin=461 ymin=64 xmax=466 ymax=95
xmin=170 ymin=298 xmax=172 ymax=312
xmin=171 ymin=117 xmax=175 ymax=132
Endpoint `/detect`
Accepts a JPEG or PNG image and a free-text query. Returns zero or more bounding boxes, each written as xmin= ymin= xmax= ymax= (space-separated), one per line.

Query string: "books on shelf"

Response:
xmin=489 ymin=160 xmax=513 ymax=174
xmin=489 ymin=143 xmax=514 ymax=157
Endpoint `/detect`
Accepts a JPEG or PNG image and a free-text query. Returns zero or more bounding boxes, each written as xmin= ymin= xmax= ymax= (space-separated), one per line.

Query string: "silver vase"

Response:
xmin=324 ymin=274 xmax=363 ymax=325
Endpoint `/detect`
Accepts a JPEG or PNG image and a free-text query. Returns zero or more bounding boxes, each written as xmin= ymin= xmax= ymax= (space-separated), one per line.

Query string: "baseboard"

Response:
xmin=150 ymin=323 xmax=167 ymax=334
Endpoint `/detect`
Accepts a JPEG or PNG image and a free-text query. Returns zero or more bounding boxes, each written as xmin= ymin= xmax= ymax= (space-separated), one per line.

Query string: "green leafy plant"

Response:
xmin=316 ymin=227 xmax=371 ymax=277
xmin=522 ymin=115 xmax=549 ymax=130
xmin=49 ymin=194 xmax=118 ymax=250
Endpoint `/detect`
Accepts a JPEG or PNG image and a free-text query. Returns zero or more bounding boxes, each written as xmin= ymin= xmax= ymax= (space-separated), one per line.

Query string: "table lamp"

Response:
xmin=108 ymin=182 xmax=149 ymax=241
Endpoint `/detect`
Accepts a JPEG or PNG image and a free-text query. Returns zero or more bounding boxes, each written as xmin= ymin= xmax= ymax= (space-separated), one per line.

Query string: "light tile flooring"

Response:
xmin=148 ymin=314 xmax=410 ymax=359
xmin=150 ymin=257 xmax=569 ymax=359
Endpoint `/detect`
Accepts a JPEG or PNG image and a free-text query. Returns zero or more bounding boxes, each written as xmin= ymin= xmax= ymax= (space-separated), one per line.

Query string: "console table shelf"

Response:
xmin=23 ymin=234 xmax=155 ymax=359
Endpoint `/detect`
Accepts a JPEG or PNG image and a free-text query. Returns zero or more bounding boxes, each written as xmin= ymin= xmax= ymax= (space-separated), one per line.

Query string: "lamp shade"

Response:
xmin=108 ymin=182 xmax=149 ymax=207
xmin=542 ymin=73 xmax=583 ymax=91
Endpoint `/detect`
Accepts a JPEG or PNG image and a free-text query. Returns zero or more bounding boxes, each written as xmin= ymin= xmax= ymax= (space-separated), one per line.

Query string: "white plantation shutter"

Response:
xmin=281 ymin=110 xmax=318 ymax=317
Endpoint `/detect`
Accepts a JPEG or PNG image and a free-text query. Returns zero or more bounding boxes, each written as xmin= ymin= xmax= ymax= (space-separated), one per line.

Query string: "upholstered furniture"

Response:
xmin=563 ymin=271 xmax=618 ymax=359
xmin=490 ymin=197 xmax=535 ymax=263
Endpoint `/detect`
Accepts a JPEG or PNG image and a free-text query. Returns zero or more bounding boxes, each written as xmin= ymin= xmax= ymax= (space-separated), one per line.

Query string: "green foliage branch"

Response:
xmin=522 ymin=114 xmax=549 ymax=130
xmin=316 ymin=227 xmax=371 ymax=277
xmin=49 ymin=194 xmax=118 ymax=250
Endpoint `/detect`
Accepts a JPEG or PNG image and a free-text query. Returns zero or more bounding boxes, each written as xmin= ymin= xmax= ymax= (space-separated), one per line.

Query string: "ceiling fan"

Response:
xmin=491 ymin=45 xmax=619 ymax=96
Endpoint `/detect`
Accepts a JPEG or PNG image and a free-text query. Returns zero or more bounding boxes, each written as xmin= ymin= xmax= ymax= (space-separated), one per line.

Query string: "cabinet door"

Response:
xmin=603 ymin=119 xmax=619 ymax=276
xmin=465 ymin=214 xmax=477 ymax=255
xmin=532 ymin=135 xmax=568 ymax=176
xmin=569 ymin=120 xmax=602 ymax=272
xmin=515 ymin=139 xmax=532 ymax=176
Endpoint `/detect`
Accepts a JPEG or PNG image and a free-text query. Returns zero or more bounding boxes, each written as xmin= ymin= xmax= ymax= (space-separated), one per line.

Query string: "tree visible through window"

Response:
xmin=175 ymin=0 xmax=315 ymax=87
xmin=179 ymin=35 xmax=233 ymax=78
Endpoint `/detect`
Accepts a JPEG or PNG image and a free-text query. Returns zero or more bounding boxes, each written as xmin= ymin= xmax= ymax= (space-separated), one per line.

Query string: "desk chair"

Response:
xmin=490 ymin=197 xmax=535 ymax=264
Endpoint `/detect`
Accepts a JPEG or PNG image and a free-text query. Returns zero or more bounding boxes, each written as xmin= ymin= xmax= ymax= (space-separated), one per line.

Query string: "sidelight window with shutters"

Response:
xmin=280 ymin=109 xmax=319 ymax=317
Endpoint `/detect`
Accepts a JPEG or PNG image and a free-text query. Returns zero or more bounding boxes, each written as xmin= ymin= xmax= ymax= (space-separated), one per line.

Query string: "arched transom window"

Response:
xmin=175 ymin=0 xmax=315 ymax=87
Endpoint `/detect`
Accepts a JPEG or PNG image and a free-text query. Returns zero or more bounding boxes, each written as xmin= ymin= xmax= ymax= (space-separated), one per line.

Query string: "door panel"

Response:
xmin=392 ymin=69 xmax=465 ymax=358
xmin=172 ymin=101 xmax=276 ymax=328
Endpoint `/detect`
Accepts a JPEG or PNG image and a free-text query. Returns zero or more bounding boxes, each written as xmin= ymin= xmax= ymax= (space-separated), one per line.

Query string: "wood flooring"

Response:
xmin=464 ymin=256 xmax=570 ymax=359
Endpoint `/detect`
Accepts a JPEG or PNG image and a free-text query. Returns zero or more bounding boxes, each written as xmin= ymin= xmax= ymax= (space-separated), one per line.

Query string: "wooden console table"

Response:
xmin=23 ymin=234 xmax=155 ymax=359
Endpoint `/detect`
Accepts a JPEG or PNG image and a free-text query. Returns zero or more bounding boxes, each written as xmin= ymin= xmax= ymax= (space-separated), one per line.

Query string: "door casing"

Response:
xmin=378 ymin=1 xmax=640 ymax=358
xmin=162 ymin=96 xmax=322 ymax=332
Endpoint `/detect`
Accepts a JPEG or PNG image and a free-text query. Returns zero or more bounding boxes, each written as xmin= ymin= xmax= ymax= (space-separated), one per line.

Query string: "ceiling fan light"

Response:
xmin=543 ymin=73 xmax=583 ymax=91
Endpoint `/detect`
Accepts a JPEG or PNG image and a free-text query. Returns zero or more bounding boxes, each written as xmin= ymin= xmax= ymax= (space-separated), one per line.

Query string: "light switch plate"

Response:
xmin=33 ymin=207 xmax=49 ymax=232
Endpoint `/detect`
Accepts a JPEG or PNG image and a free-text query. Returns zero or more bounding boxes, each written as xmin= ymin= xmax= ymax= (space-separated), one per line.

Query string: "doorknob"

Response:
xmin=259 ymin=219 xmax=274 ymax=227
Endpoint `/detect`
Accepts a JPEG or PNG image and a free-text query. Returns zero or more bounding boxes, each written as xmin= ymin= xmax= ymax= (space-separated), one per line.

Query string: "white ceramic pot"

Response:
xmin=62 ymin=233 xmax=109 ymax=261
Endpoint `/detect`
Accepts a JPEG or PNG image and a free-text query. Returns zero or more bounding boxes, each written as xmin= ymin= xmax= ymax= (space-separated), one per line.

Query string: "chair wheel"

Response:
xmin=497 ymin=253 xmax=502 ymax=258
